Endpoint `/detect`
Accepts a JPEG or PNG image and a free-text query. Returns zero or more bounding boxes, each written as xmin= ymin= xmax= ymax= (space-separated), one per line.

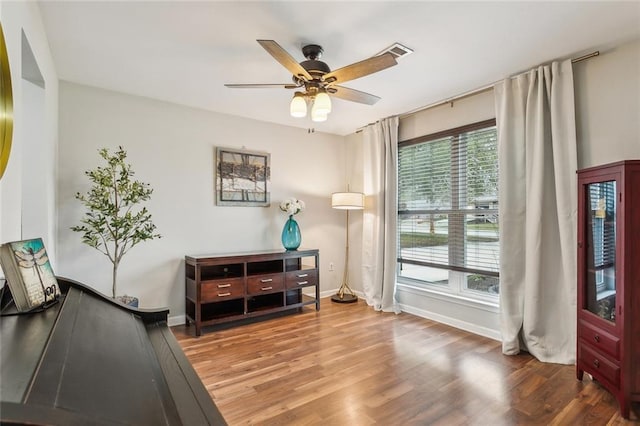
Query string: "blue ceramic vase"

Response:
xmin=281 ymin=215 xmax=301 ymax=250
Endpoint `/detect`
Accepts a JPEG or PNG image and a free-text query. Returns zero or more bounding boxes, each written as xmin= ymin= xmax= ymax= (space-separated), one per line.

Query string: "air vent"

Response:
xmin=377 ymin=43 xmax=413 ymax=59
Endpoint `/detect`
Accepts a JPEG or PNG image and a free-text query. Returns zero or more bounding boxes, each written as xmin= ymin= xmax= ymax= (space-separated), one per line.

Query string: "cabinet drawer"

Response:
xmin=579 ymin=320 xmax=620 ymax=359
xmin=286 ymin=269 xmax=318 ymax=289
xmin=579 ymin=343 xmax=620 ymax=387
xmin=247 ymin=274 xmax=284 ymax=294
xmin=201 ymin=278 xmax=244 ymax=302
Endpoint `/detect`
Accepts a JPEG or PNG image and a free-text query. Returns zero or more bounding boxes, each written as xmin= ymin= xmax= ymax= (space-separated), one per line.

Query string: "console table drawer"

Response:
xmin=579 ymin=343 xmax=620 ymax=387
xmin=201 ymin=278 xmax=244 ymax=302
xmin=247 ymin=274 xmax=284 ymax=294
xmin=579 ymin=320 xmax=620 ymax=359
xmin=286 ymin=269 xmax=318 ymax=289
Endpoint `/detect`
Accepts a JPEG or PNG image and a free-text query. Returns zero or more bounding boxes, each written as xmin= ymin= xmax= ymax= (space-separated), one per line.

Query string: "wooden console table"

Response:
xmin=185 ymin=249 xmax=320 ymax=336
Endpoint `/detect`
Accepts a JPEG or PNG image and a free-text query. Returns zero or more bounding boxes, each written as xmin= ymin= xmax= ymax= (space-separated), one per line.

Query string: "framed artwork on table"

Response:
xmin=215 ymin=147 xmax=270 ymax=207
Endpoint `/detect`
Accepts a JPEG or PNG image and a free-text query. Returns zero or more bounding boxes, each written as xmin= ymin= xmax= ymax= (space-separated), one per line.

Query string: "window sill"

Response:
xmin=596 ymin=289 xmax=615 ymax=301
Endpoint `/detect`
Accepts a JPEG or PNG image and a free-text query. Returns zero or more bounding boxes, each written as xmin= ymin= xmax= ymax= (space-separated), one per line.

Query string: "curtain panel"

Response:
xmin=361 ymin=116 xmax=400 ymax=313
xmin=494 ymin=59 xmax=578 ymax=364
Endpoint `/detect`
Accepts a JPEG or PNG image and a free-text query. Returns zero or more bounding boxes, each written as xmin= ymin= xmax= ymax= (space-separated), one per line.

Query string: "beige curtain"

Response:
xmin=494 ymin=59 xmax=577 ymax=364
xmin=361 ymin=116 xmax=400 ymax=313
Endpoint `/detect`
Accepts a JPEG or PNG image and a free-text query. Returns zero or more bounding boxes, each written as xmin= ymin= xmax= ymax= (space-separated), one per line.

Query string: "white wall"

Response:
xmin=574 ymin=39 xmax=640 ymax=168
xmin=21 ymin=79 xmax=53 ymax=244
xmin=346 ymin=37 xmax=640 ymax=341
xmin=0 ymin=2 xmax=58 ymax=260
xmin=399 ymin=89 xmax=495 ymax=142
xmin=57 ymin=82 xmax=347 ymax=322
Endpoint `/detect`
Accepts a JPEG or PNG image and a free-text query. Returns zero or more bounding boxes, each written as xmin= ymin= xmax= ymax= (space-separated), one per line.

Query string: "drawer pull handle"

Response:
xmin=594 ymin=335 xmax=600 ymax=343
xmin=297 ymin=273 xmax=309 ymax=278
xmin=217 ymin=292 xmax=231 ymax=297
xmin=593 ymin=359 xmax=600 ymax=368
xmin=260 ymin=278 xmax=273 ymax=283
xmin=217 ymin=283 xmax=231 ymax=288
xmin=261 ymin=286 xmax=273 ymax=291
xmin=297 ymin=281 xmax=309 ymax=285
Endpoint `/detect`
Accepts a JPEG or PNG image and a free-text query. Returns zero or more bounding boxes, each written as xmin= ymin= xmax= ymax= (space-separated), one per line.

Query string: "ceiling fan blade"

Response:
xmin=323 ymin=52 xmax=397 ymax=85
xmin=328 ymin=85 xmax=381 ymax=105
xmin=225 ymin=83 xmax=299 ymax=89
xmin=257 ymin=40 xmax=313 ymax=81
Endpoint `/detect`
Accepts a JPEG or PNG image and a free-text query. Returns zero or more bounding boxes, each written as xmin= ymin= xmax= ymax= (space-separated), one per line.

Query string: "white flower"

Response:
xmin=279 ymin=198 xmax=305 ymax=216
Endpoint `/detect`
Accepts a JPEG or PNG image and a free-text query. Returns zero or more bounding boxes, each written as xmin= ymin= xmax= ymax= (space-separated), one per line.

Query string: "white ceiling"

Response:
xmin=38 ymin=1 xmax=640 ymax=136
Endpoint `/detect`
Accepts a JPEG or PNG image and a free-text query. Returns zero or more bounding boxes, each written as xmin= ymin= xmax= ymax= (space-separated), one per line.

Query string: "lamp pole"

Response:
xmin=332 ymin=209 xmax=358 ymax=302
xmin=331 ymin=191 xmax=363 ymax=304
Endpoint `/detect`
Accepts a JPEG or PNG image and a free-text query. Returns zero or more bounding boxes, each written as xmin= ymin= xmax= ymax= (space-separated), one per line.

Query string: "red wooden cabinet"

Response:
xmin=576 ymin=160 xmax=640 ymax=419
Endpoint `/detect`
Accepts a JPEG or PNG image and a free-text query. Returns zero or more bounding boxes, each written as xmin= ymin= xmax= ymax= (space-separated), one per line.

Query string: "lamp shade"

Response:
xmin=311 ymin=107 xmax=327 ymax=122
xmin=331 ymin=192 xmax=364 ymax=210
xmin=313 ymin=90 xmax=332 ymax=114
xmin=290 ymin=92 xmax=307 ymax=118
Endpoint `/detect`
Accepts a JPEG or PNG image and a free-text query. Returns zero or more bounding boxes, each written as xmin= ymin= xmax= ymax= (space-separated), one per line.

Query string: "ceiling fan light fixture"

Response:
xmin=313 ymin=90 xmax=332 ymax=114
xmin=290 ymin=92 xmax=307 ymax=118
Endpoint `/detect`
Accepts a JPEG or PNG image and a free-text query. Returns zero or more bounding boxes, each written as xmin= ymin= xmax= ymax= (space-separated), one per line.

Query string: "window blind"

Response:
xmin=588 ymin=181 xmax=616 ymax=268
xmin=398 ymin=121 xmax=499 ymax=277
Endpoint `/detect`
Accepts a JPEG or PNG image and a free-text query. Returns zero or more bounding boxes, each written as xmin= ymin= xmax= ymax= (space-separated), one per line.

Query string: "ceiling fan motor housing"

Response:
xmin=298 ymin=44 xmax=331 ymax=82
xmin=300 ymin=60 xmax=331 ymax=75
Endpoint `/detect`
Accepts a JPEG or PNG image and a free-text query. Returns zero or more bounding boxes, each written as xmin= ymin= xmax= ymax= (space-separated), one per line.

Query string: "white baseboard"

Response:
xmin=326 ymin=288 xmax=500 ymax=343
xmin=168 ymin=315 xmax=185 ymax=327
xmin=169 ymin=292 xmax=500 ymax=343
xmin=398 ymin=303 xmax=501 ymax=341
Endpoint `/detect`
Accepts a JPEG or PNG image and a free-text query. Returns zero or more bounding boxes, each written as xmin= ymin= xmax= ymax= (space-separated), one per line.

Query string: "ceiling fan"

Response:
xmin=225 ymin=40 xmax=398 ymax=122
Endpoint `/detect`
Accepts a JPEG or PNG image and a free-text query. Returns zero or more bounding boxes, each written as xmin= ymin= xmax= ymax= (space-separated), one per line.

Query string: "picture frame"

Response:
xmin=215 ymin=147 xmax=270 ymax=207
xmin=0 ymin=238 xmax=60 ymax=312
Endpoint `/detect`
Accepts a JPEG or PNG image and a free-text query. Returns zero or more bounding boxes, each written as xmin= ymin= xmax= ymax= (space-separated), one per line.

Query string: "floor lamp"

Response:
xmin=331 ymin=191 xmax=364 ymax=303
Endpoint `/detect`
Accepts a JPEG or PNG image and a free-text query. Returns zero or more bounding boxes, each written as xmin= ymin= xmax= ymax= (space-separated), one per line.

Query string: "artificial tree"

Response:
xmin=71 ymin=146 xmax=161 ymax=300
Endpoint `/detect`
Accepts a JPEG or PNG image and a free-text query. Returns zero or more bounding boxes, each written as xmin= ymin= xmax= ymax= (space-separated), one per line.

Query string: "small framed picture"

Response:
xmin=215 ymin=147 xmax=270 ymax=207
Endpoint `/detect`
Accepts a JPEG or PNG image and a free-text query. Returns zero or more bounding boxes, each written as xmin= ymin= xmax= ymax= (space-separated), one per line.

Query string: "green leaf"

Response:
xmin=71 ymin=146 xmax=162 ymax=294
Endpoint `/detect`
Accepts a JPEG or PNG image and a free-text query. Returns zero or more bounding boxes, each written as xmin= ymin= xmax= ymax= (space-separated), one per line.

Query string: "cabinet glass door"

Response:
xmin=585 ymin=181 xmax=616 ymax=322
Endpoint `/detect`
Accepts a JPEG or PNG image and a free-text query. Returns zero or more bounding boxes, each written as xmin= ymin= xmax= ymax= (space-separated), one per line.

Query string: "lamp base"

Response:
xmin=331 ymin=293 xmax=358 ymax=304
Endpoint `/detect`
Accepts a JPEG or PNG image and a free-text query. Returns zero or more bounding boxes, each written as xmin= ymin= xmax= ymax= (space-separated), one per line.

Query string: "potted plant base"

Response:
xmin=116 ymin=295 xmax=139 ymax=308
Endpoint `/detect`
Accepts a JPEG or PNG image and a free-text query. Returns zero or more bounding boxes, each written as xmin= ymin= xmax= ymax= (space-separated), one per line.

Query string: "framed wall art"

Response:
xmin=215 ymin=147 xmax=270 ymax=207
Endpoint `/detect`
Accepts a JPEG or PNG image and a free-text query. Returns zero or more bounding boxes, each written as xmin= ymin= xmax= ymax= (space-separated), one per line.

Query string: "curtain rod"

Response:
xmin=355 ymin=50 xmax=599 ymax=133
xmin=396 ymin=50 xmax=600 ymax=120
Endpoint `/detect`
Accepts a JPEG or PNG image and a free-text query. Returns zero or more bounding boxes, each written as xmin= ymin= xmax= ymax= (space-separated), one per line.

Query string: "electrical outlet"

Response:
xmin=329 ymin=262 xmax=334 ymax=272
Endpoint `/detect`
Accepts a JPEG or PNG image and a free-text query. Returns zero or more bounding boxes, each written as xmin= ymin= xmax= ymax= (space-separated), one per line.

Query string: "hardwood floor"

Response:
xmin=172 ymin=298 xmax=639 ymax=425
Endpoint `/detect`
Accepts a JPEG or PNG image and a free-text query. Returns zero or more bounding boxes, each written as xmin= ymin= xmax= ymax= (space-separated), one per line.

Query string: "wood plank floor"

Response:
xmin=172 ymin=298 xmax=639 ymax=425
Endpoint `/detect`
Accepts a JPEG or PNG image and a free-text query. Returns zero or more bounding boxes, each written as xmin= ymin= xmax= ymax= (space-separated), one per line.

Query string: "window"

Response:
xmin=397 ymin=119 xmax=499 ymax=299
